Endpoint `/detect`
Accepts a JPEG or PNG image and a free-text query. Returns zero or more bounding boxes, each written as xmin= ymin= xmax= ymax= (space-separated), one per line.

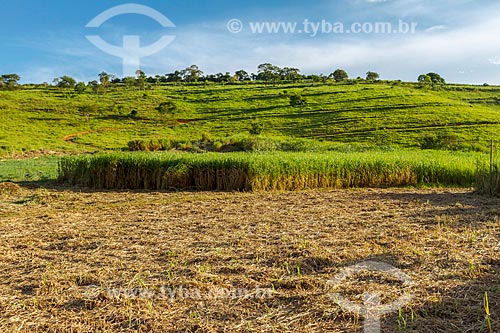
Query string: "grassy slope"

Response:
xmin=1 ymin=82 xmax=500 ymax=156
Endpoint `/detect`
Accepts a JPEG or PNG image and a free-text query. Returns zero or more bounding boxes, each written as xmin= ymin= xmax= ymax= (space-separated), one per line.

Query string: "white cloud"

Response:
xmin=20 ymin=67 xmax=60 ymax=84
xmin=425 ymin=25 xmax=447 ymax=33
xmin=489 ymin=58 xmax=500 ymax=65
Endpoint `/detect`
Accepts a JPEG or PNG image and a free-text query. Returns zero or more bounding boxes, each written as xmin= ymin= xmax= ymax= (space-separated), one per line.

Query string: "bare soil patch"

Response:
xmin=0 ymin=187 xmax=498 ymax=332
xmin=63 ymin=128 xmax=118 ymax=143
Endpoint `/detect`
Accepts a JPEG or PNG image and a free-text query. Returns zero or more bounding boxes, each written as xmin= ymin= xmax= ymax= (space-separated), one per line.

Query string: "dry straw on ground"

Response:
xmin=0 ymin=183 xmax=498 ymax=332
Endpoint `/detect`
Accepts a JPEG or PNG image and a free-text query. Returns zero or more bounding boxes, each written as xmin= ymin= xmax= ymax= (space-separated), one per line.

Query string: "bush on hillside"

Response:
xmin=249 ymin=121 xmax=264 ymax=135
xmin=78 ymin=104 xmax=98 ymax=115
xmin=127 ymin=139 xmax=173 ymax=151
xmin=289 ymin=93 xmax=307 ymax=106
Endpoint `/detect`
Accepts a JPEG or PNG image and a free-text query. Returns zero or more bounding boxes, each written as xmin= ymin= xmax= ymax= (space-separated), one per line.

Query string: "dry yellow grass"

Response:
xmin=0 ymin=183 xmax=498 ymax=332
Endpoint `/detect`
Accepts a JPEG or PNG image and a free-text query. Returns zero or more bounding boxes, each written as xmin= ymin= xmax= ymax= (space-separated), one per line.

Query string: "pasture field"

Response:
xmin=2 ymin=82 xmax=500 ymax=157
xmin=0 ymin=184 xmax=498 ymax=332
xmin=0 ymin=156 xmax=59 ymax=182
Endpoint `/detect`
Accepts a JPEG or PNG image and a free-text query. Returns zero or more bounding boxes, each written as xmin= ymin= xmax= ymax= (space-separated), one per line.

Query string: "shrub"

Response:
xmin=158 ymin=139 xmax=173 ymax=151
xmin=171 ymin=138 xmax=192 ymax=150
xmin=78 ymin=104 xmax=98 ymax=114
xmin=201 ymin=132 xmax=213 ymax=142
xmin=128 ymin=140 xmax=147 ymax=151
xmin=179 ymin=142 xmax=193 ymax=150
xmin=213 ymin=141 xmax=223 ymax=151
xmin=127 ymin=139 xmax=173 ymax=152
xmin=289 ymin=93 xmax=307 ymax=107
xmin=156 ymin=100 xmax=178 ymax=116
xmin=374 ymin=130 xmax=397 ymax=147
xmin=74 ymin=82 xmax=86 ymax=94
xmin=249 ymin=121 xmax=264 ymax=135
xmin=419 ymin=133 xmax=458 ymax=150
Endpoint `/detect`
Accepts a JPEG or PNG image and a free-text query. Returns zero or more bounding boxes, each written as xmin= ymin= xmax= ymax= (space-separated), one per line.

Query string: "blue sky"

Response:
xmin=2 ymin=0 xmax=500 ymax=84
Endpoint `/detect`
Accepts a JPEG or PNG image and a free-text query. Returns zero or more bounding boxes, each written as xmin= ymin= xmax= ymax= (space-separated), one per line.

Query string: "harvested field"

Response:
xmin=0 ymin=184 xmax=498 ymax=332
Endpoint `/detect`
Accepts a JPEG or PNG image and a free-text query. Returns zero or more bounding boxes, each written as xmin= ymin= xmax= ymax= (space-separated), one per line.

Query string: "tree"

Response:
xmin=98 ymin=72 xmax=111 ymax=89
xmin=123 ymin=76 xmax=137 ymax=88
xmin=87 ymin=80 xmax=101 ymax=93
xmin=257 ymin=63 xmax=281 ymax=82
xmin=281 ymin=67 xmax=302 ymax=82
xmin=210 ymin=72 xmax=233 ymax=83
xmin=74 ymin=82 xmax=86 ymax=93
xmin=427 ymin=72 xmax=445 ymax=84
xmin=165 ymin=71 xmax=183 ymax=83
xmin=153 ymin=75 xmax=162 ymax=87
xmin=53 ymin=76 xmax=76 ymax=88
xmin=309 ymin=74 xmax=323 ymax=83
xmin=0 ymin=74 xmax=20 ymax=89
xmin=182 ymin=65 xmax=203 ymax=82
xmin=235 ymin=70 xmax=250 ymax=82
xmin=418 ymin=74 xmax=432 ymax=86
xmin=204 ymin=74 xmax=217 ymax=83
xmin=366 ymin=71 xmax=380 ymax=81
xmin=329 ymin=69 xmax=349 ymax=82
xmin=135 ymin=70 xmax=147 ymax=90
xmin=419 ymin=73 xmax=445 ymax=84
xmin=135 ymin=70 xmax=146 ymax=78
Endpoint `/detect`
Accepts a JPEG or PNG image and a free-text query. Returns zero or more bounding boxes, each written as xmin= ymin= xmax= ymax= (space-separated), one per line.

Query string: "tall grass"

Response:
xmin=475 ymin=161 xmax=500 ymax=196
xmin=58 ymin=150 xmax=482 ymax=191
xmin=58 ymin=153 xmax=250 ymax=191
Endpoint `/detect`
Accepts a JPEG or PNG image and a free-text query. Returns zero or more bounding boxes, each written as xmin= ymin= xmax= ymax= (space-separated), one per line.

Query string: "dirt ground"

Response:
xmin=0 ymin=183 xmax=498 ymax=332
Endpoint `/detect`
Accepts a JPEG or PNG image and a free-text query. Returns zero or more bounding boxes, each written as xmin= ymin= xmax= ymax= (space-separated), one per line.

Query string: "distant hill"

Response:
xmin=1 ymin=81 xmax=499 ymax=156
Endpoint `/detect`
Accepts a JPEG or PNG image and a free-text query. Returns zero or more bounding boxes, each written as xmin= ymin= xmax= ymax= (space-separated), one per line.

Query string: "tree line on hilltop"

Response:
xmin=0 ymin=64 xmax=447 ymax=91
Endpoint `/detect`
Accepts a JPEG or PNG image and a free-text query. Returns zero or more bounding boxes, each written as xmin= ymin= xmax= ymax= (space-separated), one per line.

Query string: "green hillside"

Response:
xmin=1 ymin=81 xmax=500 ymax=156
